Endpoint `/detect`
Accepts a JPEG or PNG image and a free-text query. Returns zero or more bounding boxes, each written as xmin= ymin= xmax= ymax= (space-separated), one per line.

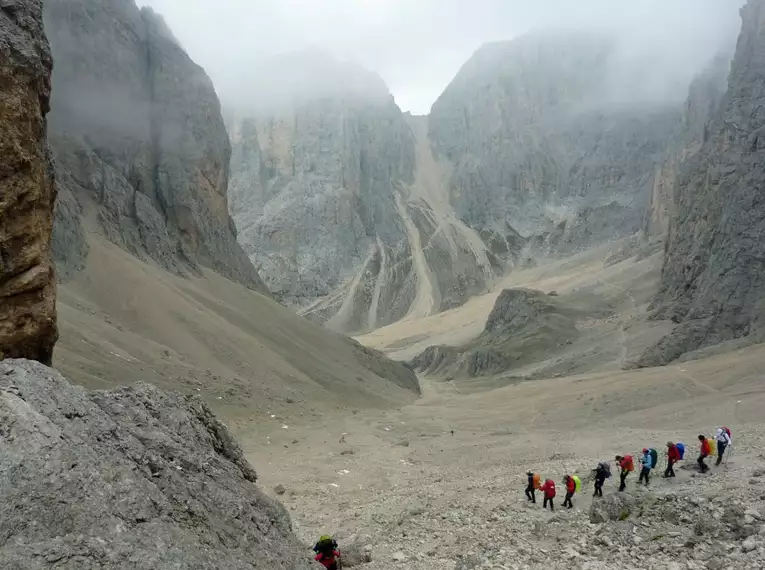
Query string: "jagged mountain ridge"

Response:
xmin=228 ymin=37 xmax=695 ymax=333
xmin=228 ymin=52 xmax=499 ymax=333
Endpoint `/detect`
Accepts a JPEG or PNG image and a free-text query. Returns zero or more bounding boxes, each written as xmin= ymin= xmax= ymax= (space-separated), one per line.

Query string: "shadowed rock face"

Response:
xmin=0 ymin=0 xmax=57 ymax=364
xmin=0 ymin=359 xmax=312 ymax=569
xmin=44 ymin=0 xmax=267 ymax=292
xmin=639 ymin=0 xmax=765 ymax=366
xmin=428 ymin=33 xmax=680 ymax=254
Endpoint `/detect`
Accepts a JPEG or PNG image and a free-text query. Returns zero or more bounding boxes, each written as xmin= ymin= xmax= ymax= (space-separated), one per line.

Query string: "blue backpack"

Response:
xmin=676 ymin=443 xmax=685 ymax=460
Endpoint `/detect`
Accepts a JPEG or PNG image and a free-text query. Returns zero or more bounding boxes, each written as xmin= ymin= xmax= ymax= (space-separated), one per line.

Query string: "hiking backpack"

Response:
xmin=707 ymin=438 xmax=717 ymax=456
xmin=532 ymin=473 xmax=541 ymax=490
xmin=572 ymin=475 xmax=581 ymax=493
xmin=599 ymin=461 xmax=612 ymax=478
xmin=314 ymin=536 xmax=338 ymax=556
xmin=676 ymin=443 xmax=685 ymax=460
xmin=722 ymin=426 xmax=732 ymax=439
xmin=649 ymin=448 xmax=658 ymax=469
xmin=623 ymin=455 xmax=635 ymax=472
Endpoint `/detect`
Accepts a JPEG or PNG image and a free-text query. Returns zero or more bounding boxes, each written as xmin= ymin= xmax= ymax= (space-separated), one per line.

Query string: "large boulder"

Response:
xmin=589 ymin=493 xmax=637 ymax=524
xmin=0 ymin=0 xmax=57 ymax=364
xmin=0 ymin=359 xmax=313 ymax=569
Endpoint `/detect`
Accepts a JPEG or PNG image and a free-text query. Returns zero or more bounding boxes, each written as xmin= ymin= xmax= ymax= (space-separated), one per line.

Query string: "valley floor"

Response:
xmin=243 ymin=345 xmax=765 ymax=569
xmin=54 ymin=233 xmax=765 ymax=569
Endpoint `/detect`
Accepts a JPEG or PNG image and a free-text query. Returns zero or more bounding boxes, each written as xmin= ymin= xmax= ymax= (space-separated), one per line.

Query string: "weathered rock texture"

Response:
xmin=44 ymin=0 xmax=266 ymax=292
xmin=0 ymin=359 xmax=313 ymax=569
xmin=410 ymin=288 xmax=608 ymax=379
xmin=229 ymin=51 xmax=498 ymax=332
xmin=639 ymin=0 xmax=765 ymax=365
xmin=643 ymin=51 xmax=732 ymax=238
xmin=428 ymin=33 xmax=679 ymax=256
xmin=0 ymin=0 xmax=57 ymax=364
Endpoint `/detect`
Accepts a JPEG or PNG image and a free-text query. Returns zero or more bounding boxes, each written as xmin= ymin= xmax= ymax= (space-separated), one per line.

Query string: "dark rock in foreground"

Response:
xmin=0 ymin=0 xmax=58 ymax=364
xmin=0 ymin=359 xmax=312 ymax=569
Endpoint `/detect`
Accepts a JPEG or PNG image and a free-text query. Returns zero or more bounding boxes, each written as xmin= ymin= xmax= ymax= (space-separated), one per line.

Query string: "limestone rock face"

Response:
xmin=229 ymin=52 xmax=499 ymax=332
xmin=0 ymin=0 xmax=58 ymax=364
xmin=0 ymin=359 xmax=313 ymax=569
xmin=640 ymin=0 xmax=765 ymax=365
xmin=44 ymin=0 xmax=266 ymax=292
xmin=428 ymin=33 xmax=679 ymax=254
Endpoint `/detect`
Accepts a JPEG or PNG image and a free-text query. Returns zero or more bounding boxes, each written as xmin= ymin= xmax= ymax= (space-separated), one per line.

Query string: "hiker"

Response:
xmin=313 ymin=536 xmax=341 ymax=570
xmin=697 ymin=434 xmax=711 ymax=473
xmin=615 ymin=455 xmax=634 ymax=492
xmin=639 ymin=448 xmax=656 ymax=486
xmin=525 ymin=471 xmax=540 ymax=503
xmin=541 ymin=478 xmax=556 ymax=511
xmin=593 ymin=461 xmax=610 ymax=497
xmin=562 ymin=475 xmax=576 ymax=509
xmin=715 ymin=427 xmax=732 ymax=466
xmin=664 ymin=442 xmax=680 ymax=478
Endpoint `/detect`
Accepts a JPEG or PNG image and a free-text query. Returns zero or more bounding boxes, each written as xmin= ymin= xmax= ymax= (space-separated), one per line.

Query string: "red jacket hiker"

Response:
xmin=315 ymin=550 xmax=341 ymax=570
xmin=667 ymin=444 xmax=681 ymax=462
xmin=541 ymin=479 xmax=556 ymax=498
xmin=700 ymin=438 xmax=711 ymax=457
xmin=565 ymin=477 xmax=576 ymax=494
xmin=619 ymin=455 xmax=634 ymax=472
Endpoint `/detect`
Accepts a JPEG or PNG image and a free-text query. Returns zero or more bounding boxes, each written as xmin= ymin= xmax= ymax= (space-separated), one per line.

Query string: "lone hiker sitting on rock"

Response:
xmin=697 ymin=434 xmax=711 ymax=473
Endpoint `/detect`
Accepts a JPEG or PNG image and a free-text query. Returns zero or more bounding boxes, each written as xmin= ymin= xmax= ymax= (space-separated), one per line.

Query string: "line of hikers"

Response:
xmin=525 ymin=427 xmax=733 ymax=511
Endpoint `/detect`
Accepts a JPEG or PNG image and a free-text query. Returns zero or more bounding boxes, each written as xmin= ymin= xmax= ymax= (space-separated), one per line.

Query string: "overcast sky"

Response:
xmin=139 ymin=0 xmax=744 ymax=114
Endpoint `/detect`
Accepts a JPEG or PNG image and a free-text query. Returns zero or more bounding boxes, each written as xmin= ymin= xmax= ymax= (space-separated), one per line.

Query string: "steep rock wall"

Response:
xmin=0 ymin=0 xmax=57 ymax=364
xmin=639 ymin=0 xmax=765 ymax=365
xmin=44 ymin=0 xmax=266 ymax=292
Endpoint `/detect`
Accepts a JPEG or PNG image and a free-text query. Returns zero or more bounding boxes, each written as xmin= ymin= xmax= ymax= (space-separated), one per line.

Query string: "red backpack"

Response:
xmin=622 ymin=455 xmax=635 ymax=472
xmin=722 ymin=427 xmax=732 ymax=438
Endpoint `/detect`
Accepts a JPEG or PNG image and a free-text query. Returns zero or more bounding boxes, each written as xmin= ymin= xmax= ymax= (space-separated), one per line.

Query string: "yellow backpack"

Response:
xmin=572 ymin=475 xmax=581 ymax=493
xmin=707 ymin=438 xmax=717 ymax=456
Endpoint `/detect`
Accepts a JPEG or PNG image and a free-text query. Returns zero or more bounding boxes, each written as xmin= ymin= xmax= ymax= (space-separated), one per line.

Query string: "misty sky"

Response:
xmin=139 ymin=0 xmax=744 ymax=114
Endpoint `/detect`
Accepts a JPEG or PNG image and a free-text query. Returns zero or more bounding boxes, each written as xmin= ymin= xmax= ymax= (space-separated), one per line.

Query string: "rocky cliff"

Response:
xmin=44 ymin=0 xmax=266 ymax=292
xmin=229 ymin=51 xmax=498 ymax=333
xmin=639 ymin=0 xmax=765 ymax=365
xmin=0 ymin=0 xmax=57 ymax=364
xmin=429 ymin=33 xmax=680 ymax=257
xmin=229 ymin=37 xmax=691 ymax=333
xmin=0 ymin=359 xmax=312 ymax=569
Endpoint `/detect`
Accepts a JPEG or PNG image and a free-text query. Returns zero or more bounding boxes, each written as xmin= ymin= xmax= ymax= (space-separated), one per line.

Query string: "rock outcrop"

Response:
xmin=411 ymin=288 xmax=607 ymax=379
xmin=44 ymin=0 xmax=266 ymax=292
xmin=428 ymin=33 xmax=679 ymax=257
xmin=639 ymin=0 xmax=765 ymax=365
xmin=229 ymin=51 xmax=498 ymax=332
xmin=0 ymin=359 xmax=313 ymax=569
xmin=0 ymin=0 xmax=57 ymax=364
